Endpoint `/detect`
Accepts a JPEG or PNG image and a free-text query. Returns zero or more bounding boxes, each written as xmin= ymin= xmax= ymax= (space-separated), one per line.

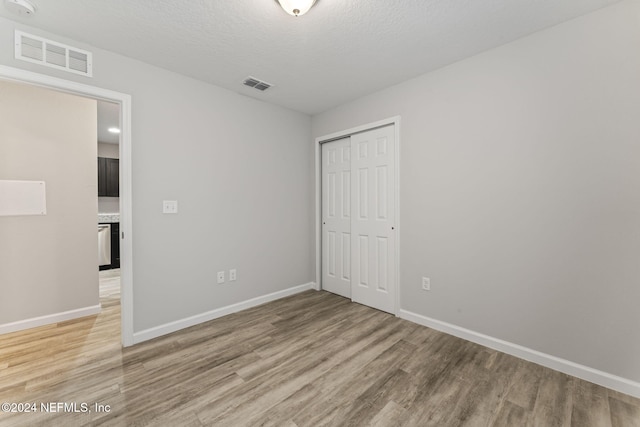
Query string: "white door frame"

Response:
xmin=315 ymin=116 xmax=401 ymax=315
xmin=0 ymin=64 xmax=135 ymax=347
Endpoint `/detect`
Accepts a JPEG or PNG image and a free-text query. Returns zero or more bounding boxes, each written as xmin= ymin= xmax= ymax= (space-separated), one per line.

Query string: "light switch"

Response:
xmin=162 ymin=200 xmax=178 ymax=214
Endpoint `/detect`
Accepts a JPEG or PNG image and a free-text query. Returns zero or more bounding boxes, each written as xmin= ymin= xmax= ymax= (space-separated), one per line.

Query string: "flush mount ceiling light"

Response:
xmin=108 ymin=127 xmax=121 ymax=134
xmin=276 ymin=0 xmax=317 ymax=17
xmin=4 ymin=0 xmax=36 ymax=16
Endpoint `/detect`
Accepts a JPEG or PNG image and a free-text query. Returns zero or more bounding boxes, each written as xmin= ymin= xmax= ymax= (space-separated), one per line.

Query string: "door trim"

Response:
xmin=0 ymin=64 xmax=135 ymax=347
xmin=315 ymin=116 xmax=401 ymax=315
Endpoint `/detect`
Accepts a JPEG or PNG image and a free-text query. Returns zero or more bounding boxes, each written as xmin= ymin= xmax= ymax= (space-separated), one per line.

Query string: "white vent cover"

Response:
xmin=243 ymin=76 xmax=273 ymax=91
xmin=14 ymin=31 xmax=93 ymax=77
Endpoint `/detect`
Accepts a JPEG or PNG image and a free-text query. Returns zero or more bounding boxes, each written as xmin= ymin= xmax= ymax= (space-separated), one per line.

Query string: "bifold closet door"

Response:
xmin=350 ymin=125 xmax=396 ymax=314
xmin=321 ymin=137 xmax=352 ymax=298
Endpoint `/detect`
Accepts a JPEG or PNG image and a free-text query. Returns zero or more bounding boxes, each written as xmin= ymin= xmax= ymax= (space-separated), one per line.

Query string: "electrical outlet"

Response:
xmin=162 ymin=200 xmax=178 ymax=214
xmin=217 ymin=271 xmax=225 ymax=284
xmin=422 ymin=277 xmax=430 ymax=291
xmin=229 ymin=269 xmax=237 ymax=281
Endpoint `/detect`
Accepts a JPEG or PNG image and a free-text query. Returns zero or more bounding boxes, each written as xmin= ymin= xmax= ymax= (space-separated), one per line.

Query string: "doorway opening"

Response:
xmin=97 ymin=100 xmax=122 ymax=322
xmin=0 ymin=64 xmax=134 ymax=346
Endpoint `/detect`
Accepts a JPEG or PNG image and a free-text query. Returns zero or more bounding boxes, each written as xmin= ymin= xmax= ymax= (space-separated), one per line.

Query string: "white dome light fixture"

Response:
xmin=4 ymin=0 xmax=36 ymax=16
xmin=276 ymin=0 xmax=317 ymax=17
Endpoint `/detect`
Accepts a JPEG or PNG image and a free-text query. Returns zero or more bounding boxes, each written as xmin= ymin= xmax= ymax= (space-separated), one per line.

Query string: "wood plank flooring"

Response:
xmin=1 ymin=273 xmax=639 ymax=426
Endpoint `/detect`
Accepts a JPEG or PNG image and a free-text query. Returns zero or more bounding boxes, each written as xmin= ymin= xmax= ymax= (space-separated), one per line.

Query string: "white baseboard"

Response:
xmin=133 ymin=282 xmax=316 ymax=344
xmin=0 ymin=304 xmax=102 ymax=335
xmin=399 ymin=309 xmax=640 ymax=399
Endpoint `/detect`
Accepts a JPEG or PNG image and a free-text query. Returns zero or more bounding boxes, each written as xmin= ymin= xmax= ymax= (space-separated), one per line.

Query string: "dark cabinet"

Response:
xmin=98 ymin=157 xmax=107 ymax=196
xmin=110 ymin=222 xmax=120 ymax=269
xmin=98 ymin=157 xmax=119 ymax=197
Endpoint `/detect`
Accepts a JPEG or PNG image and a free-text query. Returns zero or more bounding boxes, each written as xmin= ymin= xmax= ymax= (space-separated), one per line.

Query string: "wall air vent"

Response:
xmin=14 ymin=31 xmax=93 ymax=77
xmin=243 ymin=76 xmax=272 ymax=91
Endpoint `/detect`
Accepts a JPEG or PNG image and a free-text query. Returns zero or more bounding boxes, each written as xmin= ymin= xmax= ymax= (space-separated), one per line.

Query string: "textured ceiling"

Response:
xmin=0 ymin=0 xmax=621 ymax=115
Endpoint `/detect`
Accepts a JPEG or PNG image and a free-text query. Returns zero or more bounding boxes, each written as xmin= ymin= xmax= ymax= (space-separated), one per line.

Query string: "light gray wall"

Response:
xmin=0 ymin=80 xmax=99 ymax=323
xmin=0 ymin=17 xmax=312 ymax=332
xmin=98 ymin=142 xmax=119 ymax=159
xmin=98 ymin=198 xmax=119 ymax=214
xmin=312 ymin=0 xmax=640 ymax=383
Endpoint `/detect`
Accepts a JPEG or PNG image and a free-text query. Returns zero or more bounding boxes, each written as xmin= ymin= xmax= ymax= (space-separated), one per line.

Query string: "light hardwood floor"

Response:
xmin=1 ymin=273 xmax=639 ymax=426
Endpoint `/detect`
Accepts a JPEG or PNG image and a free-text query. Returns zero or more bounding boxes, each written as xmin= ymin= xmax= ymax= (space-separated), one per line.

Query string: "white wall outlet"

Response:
xmin=217 ymin=271 xmax=225 ymax=284
xmin=229 ymin=269 xmax=237 ymax=281
xmin=162 ymin=200 xmax=178 ymax=214
xmin=422 ymin=277 xmax=430 ymax=291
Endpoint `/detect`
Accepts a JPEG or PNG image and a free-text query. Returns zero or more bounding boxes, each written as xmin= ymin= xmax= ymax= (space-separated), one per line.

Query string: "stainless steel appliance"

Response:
xmin=98 ymin=224 xmax=111 ymax=267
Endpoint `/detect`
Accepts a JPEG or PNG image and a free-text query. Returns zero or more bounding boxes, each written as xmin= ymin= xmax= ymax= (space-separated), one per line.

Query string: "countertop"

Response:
xmin=98 ymin=213 xmax=120 ymax=223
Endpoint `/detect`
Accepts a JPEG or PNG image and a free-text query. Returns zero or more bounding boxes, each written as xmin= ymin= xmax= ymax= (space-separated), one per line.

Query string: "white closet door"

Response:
xmin=321 ymin=138 xmax=352 ymax=298
xmin=350 ymin=125 xmax=396 ymax=313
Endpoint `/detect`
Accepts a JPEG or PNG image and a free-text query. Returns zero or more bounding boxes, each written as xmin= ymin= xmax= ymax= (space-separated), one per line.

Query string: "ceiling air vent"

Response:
xmin=243 ymin=76 xmax=272 ymax=92
xmin=14 ymin=30 xmax=93 ymax=77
